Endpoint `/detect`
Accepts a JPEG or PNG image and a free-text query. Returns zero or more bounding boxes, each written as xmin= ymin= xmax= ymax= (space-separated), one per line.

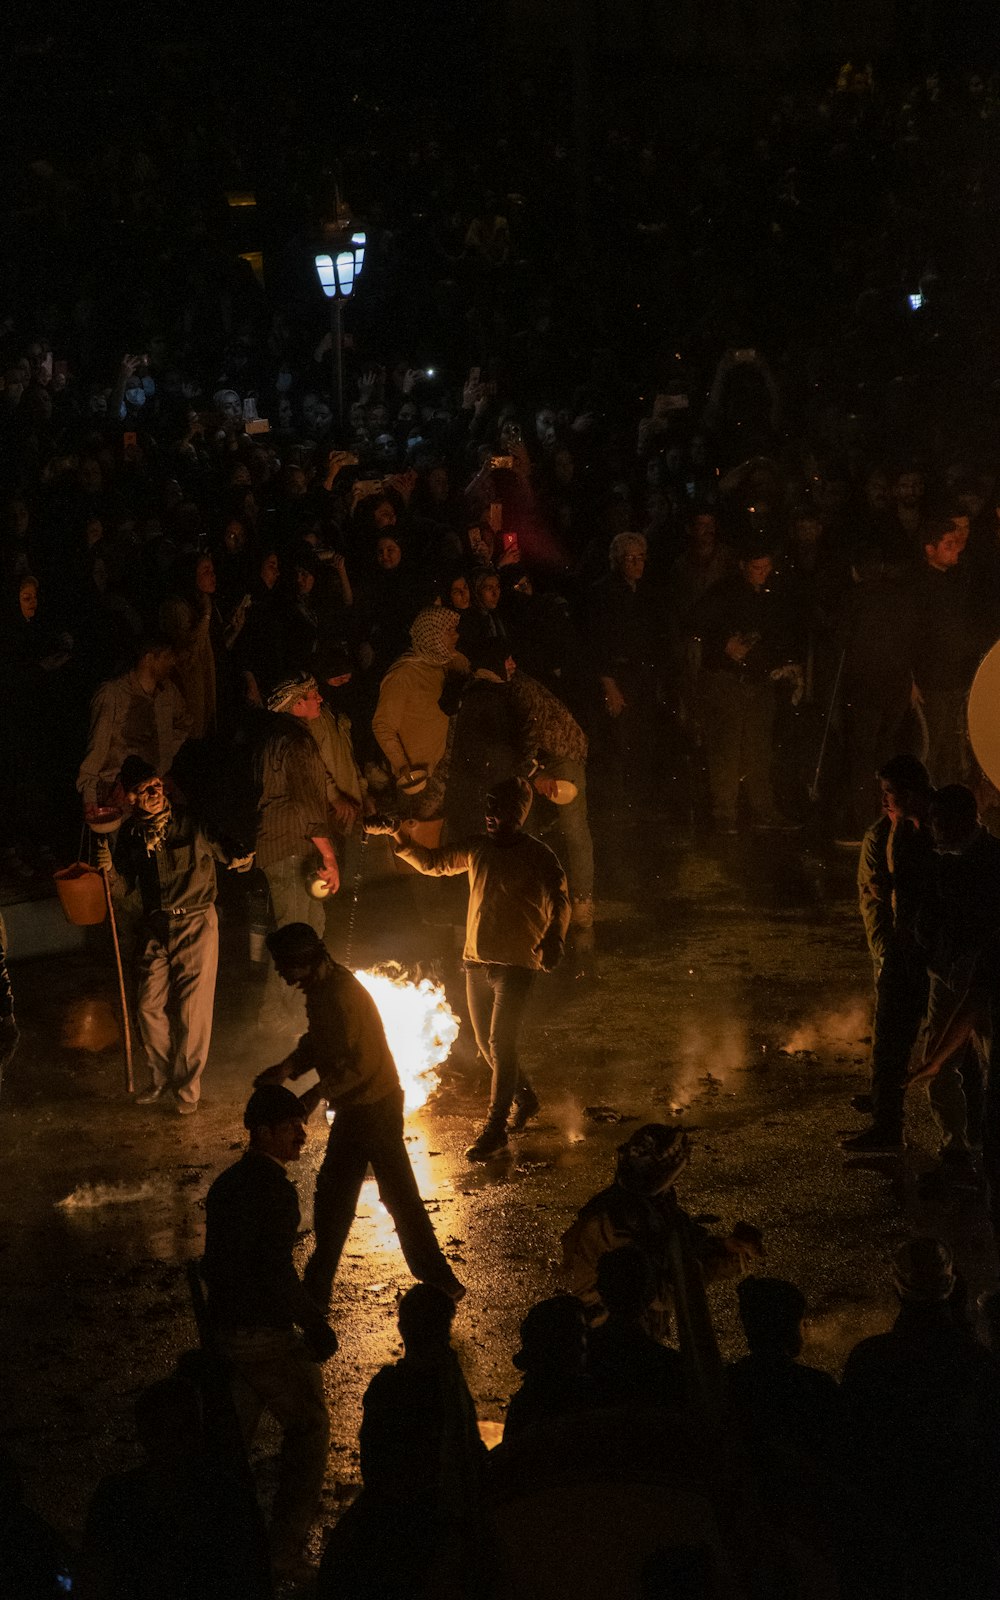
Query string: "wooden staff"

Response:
xmin=100 ymin=865 xmax=134 ymax=1094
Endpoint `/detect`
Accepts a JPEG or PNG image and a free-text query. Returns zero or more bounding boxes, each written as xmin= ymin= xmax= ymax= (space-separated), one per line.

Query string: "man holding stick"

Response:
xmin=99 ymin=757 xmax=253 ymax=1112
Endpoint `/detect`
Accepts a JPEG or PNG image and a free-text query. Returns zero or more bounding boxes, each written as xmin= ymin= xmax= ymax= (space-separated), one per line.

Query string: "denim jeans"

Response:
xmin=465 ymin=962 xmax=536 ymax=1124
xmin=219 ymin=1325 xmax=329 ymax=1565
xmin=529 ymin=755 xmax=595 ymax=903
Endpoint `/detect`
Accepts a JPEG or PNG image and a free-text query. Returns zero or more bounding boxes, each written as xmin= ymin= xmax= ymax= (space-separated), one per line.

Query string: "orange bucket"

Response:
xmin=54 ymin=862 xmax=107 ymax=926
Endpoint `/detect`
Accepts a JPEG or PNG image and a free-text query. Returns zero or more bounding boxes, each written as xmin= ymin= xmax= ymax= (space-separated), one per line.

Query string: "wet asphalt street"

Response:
xmin=2 ymin=825 xmax=996 ymax=1551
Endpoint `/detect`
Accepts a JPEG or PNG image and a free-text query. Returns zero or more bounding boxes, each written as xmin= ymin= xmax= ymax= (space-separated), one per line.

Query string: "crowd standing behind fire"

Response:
xmin=9 ymin=55 xmax=1000 ymax=1600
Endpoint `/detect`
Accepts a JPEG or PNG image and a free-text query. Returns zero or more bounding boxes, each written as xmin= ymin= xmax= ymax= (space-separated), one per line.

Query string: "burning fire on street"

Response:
xmin=353 ymin=965 xmax=459 ymax=1112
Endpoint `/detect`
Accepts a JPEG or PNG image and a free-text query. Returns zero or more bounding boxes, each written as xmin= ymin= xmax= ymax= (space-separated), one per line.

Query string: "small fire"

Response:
xmin=354 ymin=965 xmax=459 ymax=1112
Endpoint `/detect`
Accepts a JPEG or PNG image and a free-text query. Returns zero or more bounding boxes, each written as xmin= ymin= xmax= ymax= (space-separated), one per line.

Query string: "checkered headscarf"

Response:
xmin=267 ymin=673 xmax=317 ymax=714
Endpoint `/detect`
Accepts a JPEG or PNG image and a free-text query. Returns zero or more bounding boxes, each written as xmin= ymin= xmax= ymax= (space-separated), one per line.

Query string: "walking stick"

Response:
xmin=100 ymin=865 xmax=134 ymax=1094
xmin=344 ymin=830 xmax=369 ymax=970
xmin=808 ymin=647 xmax=846 ymax=806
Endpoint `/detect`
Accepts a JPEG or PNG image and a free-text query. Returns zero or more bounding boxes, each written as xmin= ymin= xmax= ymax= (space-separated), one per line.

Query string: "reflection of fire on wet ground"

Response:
xmin=56 ymin=1179 xmax=166 ymax=1210
xmin=354 ymin=966 xmax=459 ymax=1112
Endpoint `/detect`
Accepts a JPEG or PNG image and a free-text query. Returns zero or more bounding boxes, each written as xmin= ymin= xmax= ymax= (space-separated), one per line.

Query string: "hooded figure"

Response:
xmin=371 ymin=608 xmax=461 ymax=827
xmin=561 ymin=1125 xmax=762 ymax=1408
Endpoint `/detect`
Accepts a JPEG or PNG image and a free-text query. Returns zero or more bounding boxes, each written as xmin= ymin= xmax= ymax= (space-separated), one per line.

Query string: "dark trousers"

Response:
xmin=465 ymin=962 xmax=535 ymax=1124
xmin=699 ymin=671 xmax=779 ymax=826
xmin=305 ymin=1091 xmax=452 ymax=1303
xmin=870 ymin=944 xmax=928 ymax=1135
xmin=922 ymin=687 xmax=970 ymax=789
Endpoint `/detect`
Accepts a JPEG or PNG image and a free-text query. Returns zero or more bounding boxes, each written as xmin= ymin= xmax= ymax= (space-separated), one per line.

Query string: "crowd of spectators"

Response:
xmin=7 ymin=49 xmax=1000 ymax=1600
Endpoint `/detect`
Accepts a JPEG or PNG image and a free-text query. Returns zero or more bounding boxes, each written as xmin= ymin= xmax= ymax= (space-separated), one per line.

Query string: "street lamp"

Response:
xmin=314 ymin=210 xmax=366 ymax=442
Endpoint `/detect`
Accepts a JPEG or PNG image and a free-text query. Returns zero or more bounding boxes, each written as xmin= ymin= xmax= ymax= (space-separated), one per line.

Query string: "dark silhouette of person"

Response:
xmin=318 ymin=1284 xmax=489 ymax=1600
xmin=587 ymin=1245 xmax=687 ymax=1411
xmin=81 ymin=1375 xmax=269 ymax=1600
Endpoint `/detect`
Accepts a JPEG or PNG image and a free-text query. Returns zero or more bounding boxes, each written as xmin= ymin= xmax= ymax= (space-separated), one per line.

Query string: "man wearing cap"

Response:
xmin=386 ymin=776 xmax=570 ymax=1160
xmin=255 ymin=922 xmax=465 ymax=1310
xmin=99 ymin=757 xmax=253 ymax=1112
xmin=203 ymin=1085 xmax=338 ymax=1586
xmin=254 ymin=672 xmax=341 ymax=1030
xmin=692 ymin=539 xmax=800 ymax=833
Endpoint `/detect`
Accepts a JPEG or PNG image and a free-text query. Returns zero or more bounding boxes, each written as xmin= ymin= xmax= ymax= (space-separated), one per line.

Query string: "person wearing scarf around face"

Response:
xmin=98 ymin=757 xmax=253 ymax=1113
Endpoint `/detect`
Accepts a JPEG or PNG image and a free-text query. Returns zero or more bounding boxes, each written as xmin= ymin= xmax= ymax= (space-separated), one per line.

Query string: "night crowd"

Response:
xmin=7 ymin=48 xmax=1000 ymax=1600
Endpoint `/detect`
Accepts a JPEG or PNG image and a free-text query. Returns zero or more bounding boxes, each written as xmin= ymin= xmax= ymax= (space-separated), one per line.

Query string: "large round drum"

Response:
xmin=968 ymin=639 xmax=1000 ymax=790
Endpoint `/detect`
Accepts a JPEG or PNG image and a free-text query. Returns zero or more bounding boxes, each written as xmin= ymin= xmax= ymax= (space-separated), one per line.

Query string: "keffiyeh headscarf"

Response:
xmin=140 ymin=800 xmax=173 ymax=856
xmin=267 ymin=673 xmax=317 ymax=714
xmin=410 ymin=606 xmax=458 ymax=665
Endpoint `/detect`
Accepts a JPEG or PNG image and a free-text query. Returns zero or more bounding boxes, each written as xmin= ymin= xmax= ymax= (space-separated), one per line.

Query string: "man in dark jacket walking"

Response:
xmin=254 ymin=922 xmax=465 ymax=1310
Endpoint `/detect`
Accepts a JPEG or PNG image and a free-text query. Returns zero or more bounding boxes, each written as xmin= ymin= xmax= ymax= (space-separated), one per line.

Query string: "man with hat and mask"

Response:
xmin=203 ymin=1084 xmax=337 ymax=1587
xmin=562 ymin=1124 xmax=762 ymax=1396
xmin=372 ymin=606 xmax=462 ymax=845
xmin=383 ymin=776 xmax=570 ymax=1160
xmin=254 ymin=671 xmax=341 ymax=1031
xmin=98 ymin=757 xmax=253 ymax=1111
xmin=255 ymin=922 xmax=465 ymax=1312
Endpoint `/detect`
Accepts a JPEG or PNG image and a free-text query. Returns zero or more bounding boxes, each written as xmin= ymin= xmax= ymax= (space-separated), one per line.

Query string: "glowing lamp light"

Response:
xmin=314 ymin=230 xmax=366 ymax=301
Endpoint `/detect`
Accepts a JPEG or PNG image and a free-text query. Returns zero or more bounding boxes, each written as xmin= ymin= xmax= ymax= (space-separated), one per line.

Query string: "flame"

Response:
xmin=354 ymin=965 xmax=459 ymax=1112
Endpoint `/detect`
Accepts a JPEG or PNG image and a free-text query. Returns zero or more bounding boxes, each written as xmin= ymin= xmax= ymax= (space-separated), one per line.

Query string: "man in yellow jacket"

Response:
xmin=385 ymin=776 xmax=570 ymax=1160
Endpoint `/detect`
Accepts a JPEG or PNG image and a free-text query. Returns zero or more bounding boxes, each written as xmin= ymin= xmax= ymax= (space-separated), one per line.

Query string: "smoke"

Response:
xmin=56 ymin=1179 xmax=166 ymax=1211
xmin=673 ymin=1009 xmax=748 ymax=1102
xmin=547 ymin=1095 xmax=586 ymax=1144
xmin=782 ymin=999 xmax=869 ymax=1056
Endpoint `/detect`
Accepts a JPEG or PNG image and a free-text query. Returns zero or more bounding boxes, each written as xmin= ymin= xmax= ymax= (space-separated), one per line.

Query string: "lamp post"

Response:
xmin=314 ymin=212 xmax=366 ymax=444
